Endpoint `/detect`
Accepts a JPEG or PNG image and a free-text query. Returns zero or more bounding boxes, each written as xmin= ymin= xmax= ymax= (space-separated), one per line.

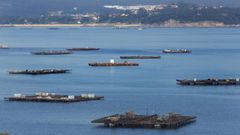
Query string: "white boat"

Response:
xmin=0 ymin=44 xmax=9 ymax=49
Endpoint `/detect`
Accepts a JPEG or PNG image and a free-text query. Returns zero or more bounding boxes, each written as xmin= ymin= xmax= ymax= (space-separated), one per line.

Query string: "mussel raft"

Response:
xmin=5 ymin=92 xmax=104 ymax=103
xmin=31 ymin=50 xmax=72 ymax=55
xmin=89 ymin=62 xmax=139 ymax=67
xmin=67 ymin=47 xmax=100 ymax=51
xmin=92 ymin=111 xmax=196 ymax=129
xmin=162 ymin=49 xmax=191 ymax=53
xmin=9 ymin=69 xmax=71 ymax=75
xmin=89 ymin=59 xmax=139 ymax=67
xmin=177 ymin=78 xmax=240 ymax=85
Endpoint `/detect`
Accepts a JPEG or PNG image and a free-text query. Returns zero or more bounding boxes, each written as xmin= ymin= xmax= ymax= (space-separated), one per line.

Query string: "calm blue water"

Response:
xmin=0 ymin=27 xmax=240 ymax=135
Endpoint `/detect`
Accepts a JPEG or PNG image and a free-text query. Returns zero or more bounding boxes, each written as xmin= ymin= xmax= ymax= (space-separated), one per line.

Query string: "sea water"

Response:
xmin=0 ymin=27 xmax=240 ymax=135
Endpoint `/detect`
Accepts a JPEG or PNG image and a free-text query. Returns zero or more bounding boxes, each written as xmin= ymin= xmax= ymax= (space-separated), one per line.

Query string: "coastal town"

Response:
xmin=0 ymin=2 xmax=239 ymax=27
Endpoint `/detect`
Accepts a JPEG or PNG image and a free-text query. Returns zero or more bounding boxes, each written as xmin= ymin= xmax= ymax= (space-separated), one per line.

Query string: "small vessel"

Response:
xmin=137 ymin=27 xmax=144 ymax=31
xmin=177 ymin=78 xmax=240 ymax=85
xmin=5 ymin=92 xmax=104 ymax=103
xmin=9 ymin=69 xmax=71 ymax=75
xmin=0 ymin=45 xmax=9 ymax=49
xmin=67 ymin=47 xmax=100 ymax=51
xmin=31 ymin=50 xmax=72 ymax=55
xmin=88 ymin=59 xmax=139 ymax=67
xmin=162 ymin=49 xmax=191 ymax=53
xmin=120 ymin=56 xmax=161 ymax=59
xmin=92 ymin=111 xmax=196 ymax=129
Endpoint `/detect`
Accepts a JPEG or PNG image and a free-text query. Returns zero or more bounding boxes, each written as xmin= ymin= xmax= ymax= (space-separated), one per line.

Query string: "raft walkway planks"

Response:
xmin=92 ymin=111 xmax=196 ymax=129
xmin=67 ymin=47 xmax=100 ymax=51
xmin=5 ymin=92 xmax=104 ymax=103
xmin=8 ymin=69 xmax=71 ymax=75
xmin=177 ymin=78 xmax=240 ymax=85
xmin=162 ymin=49 xmax=191 ymax=53
xmin=31 ymin=50 xmax=72 ymax=55
xmin=89 ymin=61 xmax=139 ymax=67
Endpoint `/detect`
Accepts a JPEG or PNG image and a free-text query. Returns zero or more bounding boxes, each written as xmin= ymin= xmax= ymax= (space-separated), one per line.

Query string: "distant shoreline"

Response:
xmin=0 ymin=23 xmax=239 ymax=28
xmin=0 ymin=23 xmax=142 ymax=28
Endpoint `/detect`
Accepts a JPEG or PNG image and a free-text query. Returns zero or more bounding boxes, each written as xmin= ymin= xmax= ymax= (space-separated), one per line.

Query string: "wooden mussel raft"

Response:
xmin=88 ymin=59 xmax=139 ymax=67
xmin=120 ymin=56 xmax=161 ymax=59
xmin=162 ymin=49 xmax=191 ymax=53
xmin=92 ymin=111 xmax=196 ymax=129
xmin=67 ymin=47 xmax=100 ymax=51
xmin=9 ymin=69 xmax=71 ymax=75
xmin=177 ymin=78 xmax=240 ymax=86
xmin=5 ymin=92 xmax=104 ymax=103
xmin=31 ymin=50 xmax=72 ymax=55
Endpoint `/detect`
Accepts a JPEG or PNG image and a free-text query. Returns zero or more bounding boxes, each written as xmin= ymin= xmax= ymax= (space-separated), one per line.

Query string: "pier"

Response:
xmin=5 ymin=92 xmax=104 ymax=103
xmin=67 ymin=47 xmax=100 ymax=51
xmin=120 ymin=56 xmax=161 ymax=59
xmin=162 ymin=49 xmax=191 ymax=53
xmin=9 ymin=69 xmax=71 ymax=75
xmin=89 ymin=59 xmax=139 ymax=67
xmin=92 ymin=111 xmax=196 ymax=129
xmin=177 ymin=78 xmax=240 ymax=85
xmin=31 ymin=50 xmax=72 ymax=55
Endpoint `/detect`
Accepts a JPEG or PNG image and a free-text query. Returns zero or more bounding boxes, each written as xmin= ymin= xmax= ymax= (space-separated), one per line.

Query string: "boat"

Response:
xmin=66 ymin=47 xmax=100 ymax=51
xmin=162 ymin=49 xmax=191 ymax=53
xmin=120 ymin=56 xmax=161 ymax=59
xmin=31 ymin=50 xmax=72 ymax=55
xmin=88 ymin=59 xmax=139 ymax=67
xmin=0 ymin=45 xmax=9 ymax=49
xmin=5 ymin=92 xmax=104 ymax=103
xmin=92 ymin=111 xmax=196 ymax=129
xmin=177 ymin=78 xmax=240 ymax=85
xmin=9 ymin=69 xmax=71 ymax=75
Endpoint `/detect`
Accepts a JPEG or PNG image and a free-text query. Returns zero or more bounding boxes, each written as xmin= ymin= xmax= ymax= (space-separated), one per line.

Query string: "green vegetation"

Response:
xmin=1 ymin=2 xmax=240 ymax=25
xmin=99 ymin=4 xmax=240 ymax=25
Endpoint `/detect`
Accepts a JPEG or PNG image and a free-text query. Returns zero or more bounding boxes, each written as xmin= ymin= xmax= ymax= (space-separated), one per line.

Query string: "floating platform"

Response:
xmin=177 ymin=78 xmax=240 ymax=85
xmin=120 ymin=56 xmax=161 ymax=59
xmin=31 ymin=50 xmax=72 ymax=55
xmin=162 ymin=49 xmax=191 ymax=53
xmin=0 ymin=45 xmax=9 ymax=49
xmin=92 ymin=111 xmax=196 ymax=129
xmin=9 ymin=69 xmax=71 ymax=75
xmin=5 ymin=92 xmax=104 ymax=103
xmin=67 ymin=47 xmax=100 ymax=51
xmin=89 ymin=59 xmax=139 ymax=67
